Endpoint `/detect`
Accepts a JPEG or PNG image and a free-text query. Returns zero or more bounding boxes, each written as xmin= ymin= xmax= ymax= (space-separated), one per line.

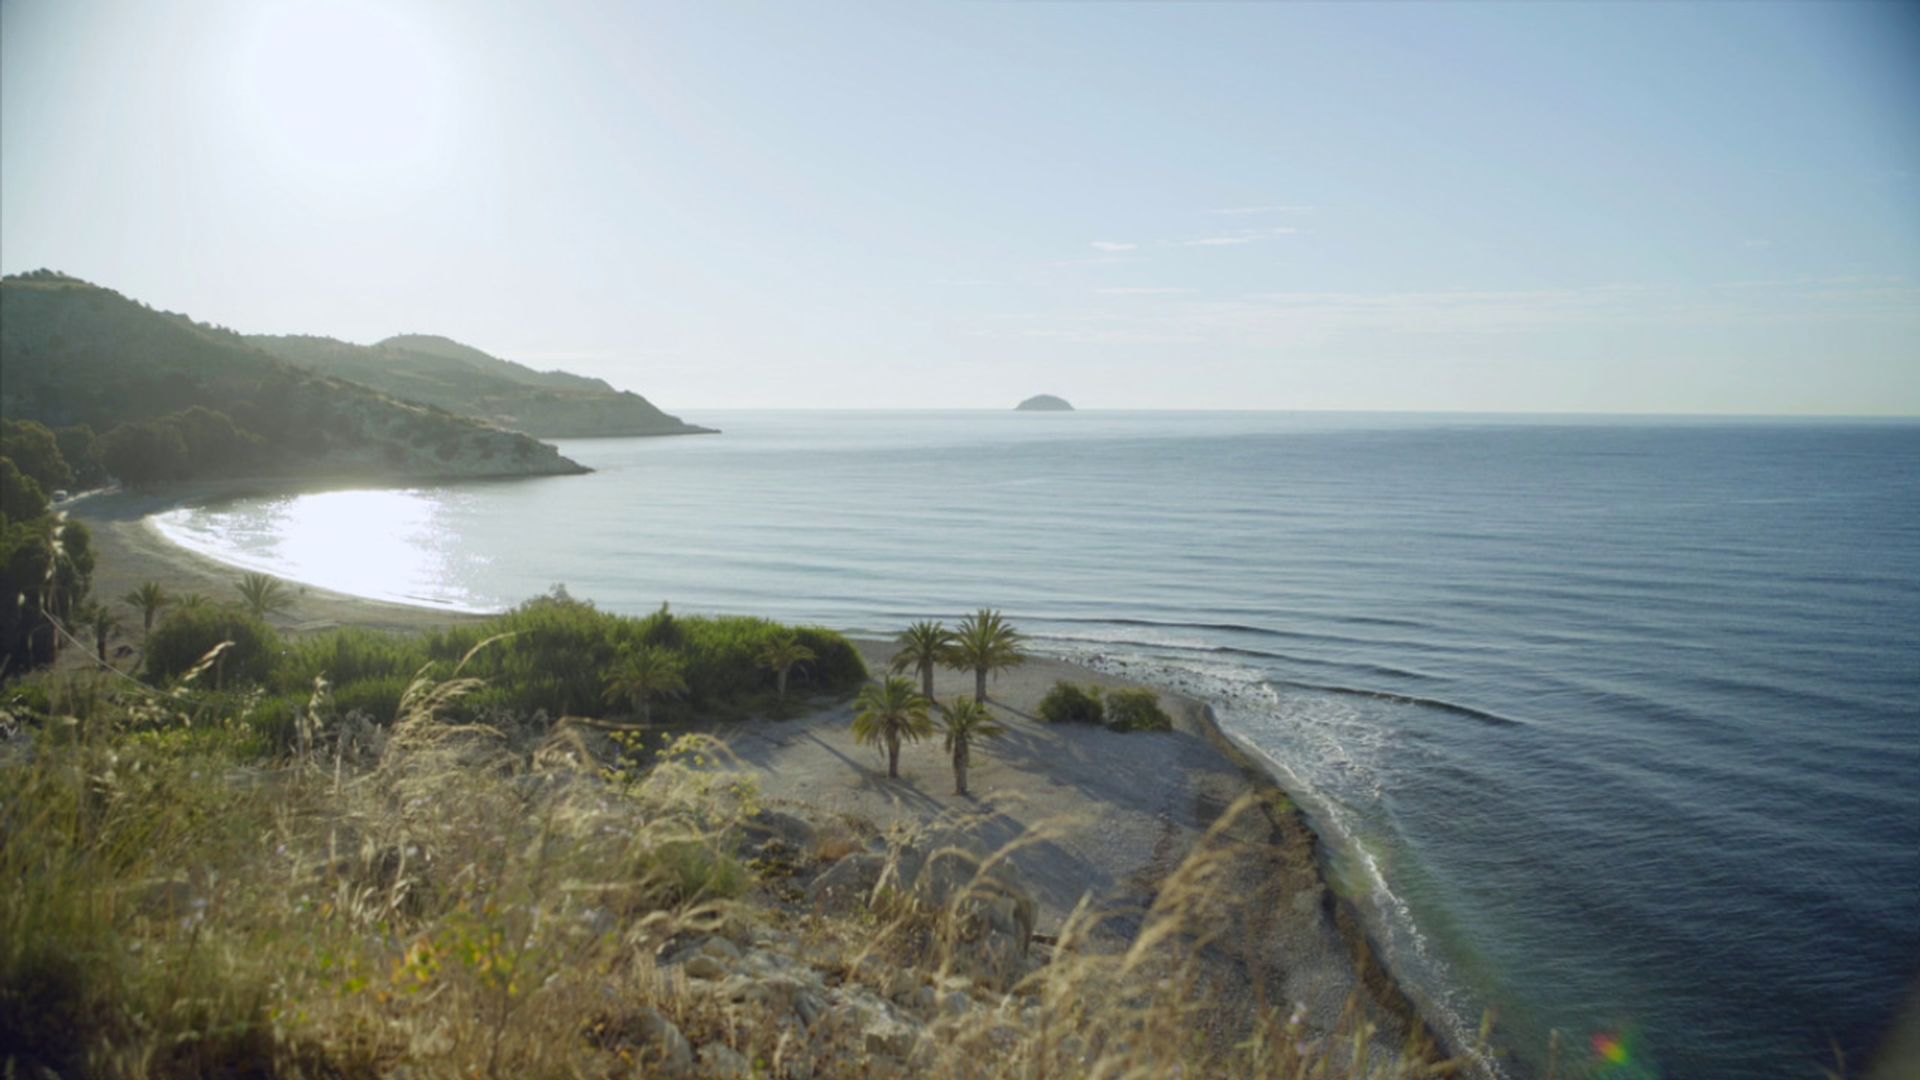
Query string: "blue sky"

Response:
xmin=3 ymin=1 xmax=1916 ymax=413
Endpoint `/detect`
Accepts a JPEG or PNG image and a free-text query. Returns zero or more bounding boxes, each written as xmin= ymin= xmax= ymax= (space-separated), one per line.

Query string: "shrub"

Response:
xmin=144 ymin=605 xmax=280 ymax=686
xmin=1039 ymin=681 xmax=1104 ymax=725
xmin=1104 ymin=688 xmax=1173 ymax=733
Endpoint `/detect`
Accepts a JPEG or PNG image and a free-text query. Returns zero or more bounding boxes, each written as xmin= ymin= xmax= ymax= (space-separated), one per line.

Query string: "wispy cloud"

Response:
xmin=1180 ymin=235 xmax=1256 ymax=247
xmin=1210 ymin=204 xmax=1314 ymax=216
xmin=1090 ymin=240 xmax=1137 ymax=252
xmin=1094 ymin=286 xmax=1193 ymax=295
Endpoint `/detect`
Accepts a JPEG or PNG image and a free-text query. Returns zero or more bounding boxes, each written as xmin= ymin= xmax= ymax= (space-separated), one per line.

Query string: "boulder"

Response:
xmin=805 ymin=851 xmax=884 ymax=914
xmin=697 ymin=1042 xmax=752 ymax=1079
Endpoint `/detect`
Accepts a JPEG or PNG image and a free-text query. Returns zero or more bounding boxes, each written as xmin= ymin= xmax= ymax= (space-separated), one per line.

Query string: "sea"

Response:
xmin=153 ymin=410 xmax=1920 ymax=1078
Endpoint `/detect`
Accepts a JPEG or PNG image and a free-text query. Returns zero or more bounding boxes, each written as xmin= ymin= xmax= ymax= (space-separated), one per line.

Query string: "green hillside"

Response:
xmin=247 ymin=332 xmax=715 ymax=438
xmin=0 ymin=271 xmax=587 ymax=486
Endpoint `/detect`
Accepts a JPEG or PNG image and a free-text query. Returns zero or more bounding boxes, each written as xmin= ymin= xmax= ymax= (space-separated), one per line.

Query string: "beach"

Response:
xmin=65 ymin=486 xmax=1441 ymax=1060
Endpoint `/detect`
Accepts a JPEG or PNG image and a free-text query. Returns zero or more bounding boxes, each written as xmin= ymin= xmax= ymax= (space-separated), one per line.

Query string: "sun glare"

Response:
xmin=235 ymin=1 xmax=453 ymax=182
xmin=260 ymin=488 xmax=460 ymax=607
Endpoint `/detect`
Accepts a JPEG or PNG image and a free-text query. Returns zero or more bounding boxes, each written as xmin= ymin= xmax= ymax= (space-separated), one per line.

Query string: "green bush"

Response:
xmin=268 ymin=595 xmax=870 ymax=724
xmin=1038 ymin=681 xmax=1104 ymax=725
xmin=1104 ymin=688 xmax=1173 ymax=733
xmin=331 ymin=674 xmax=410 ymax=725
xmin=144 ymin=605 xmax=280 ymax=686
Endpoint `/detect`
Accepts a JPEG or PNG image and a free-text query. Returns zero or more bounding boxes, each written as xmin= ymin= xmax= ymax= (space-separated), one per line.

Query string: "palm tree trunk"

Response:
xmin=777 ymin=668 xmax=788 ymax=701
xmin=887 ymin=735 xmax=900 ymax=778
xmin=954 ymin=746 xmax=968 ymax=796
xmin=975 ymin=667 xmax=987 ymax=703
xmin=920 ymin=661 xmax=934 ymax=701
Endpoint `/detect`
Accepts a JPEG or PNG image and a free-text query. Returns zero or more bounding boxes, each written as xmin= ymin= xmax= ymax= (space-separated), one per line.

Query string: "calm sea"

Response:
xmin=155 ymin=411 xmax=1920 ymax=1078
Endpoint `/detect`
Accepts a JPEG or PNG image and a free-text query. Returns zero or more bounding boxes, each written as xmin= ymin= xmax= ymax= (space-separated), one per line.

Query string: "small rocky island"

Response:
xmin=1015 ymin=394 xmax=1074 ymax=411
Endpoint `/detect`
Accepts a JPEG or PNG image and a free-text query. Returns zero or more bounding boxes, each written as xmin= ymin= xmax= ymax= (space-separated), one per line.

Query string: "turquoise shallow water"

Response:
xmin=155 ymin=411 xmax=1920 ymax=1077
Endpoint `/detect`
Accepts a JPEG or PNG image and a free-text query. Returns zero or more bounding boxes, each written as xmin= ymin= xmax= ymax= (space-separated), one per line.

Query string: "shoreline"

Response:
xmin=63 ymin=484 xmax=1458 ymax=1067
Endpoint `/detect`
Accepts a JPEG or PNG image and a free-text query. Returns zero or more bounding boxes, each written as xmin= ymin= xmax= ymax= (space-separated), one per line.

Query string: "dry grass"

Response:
xmin=0 ymin=657 xmax=1503 ymax=1079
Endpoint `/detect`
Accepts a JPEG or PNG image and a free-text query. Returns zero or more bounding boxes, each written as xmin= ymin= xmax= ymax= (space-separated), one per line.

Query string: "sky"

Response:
xmin=2 ymin=1 xmax=1917 ymax=414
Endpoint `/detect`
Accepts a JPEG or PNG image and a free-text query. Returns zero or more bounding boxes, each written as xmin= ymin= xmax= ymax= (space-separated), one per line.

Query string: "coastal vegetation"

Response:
xmin=852 ymin=675 xmax=935 ymax=778
xmin=234 ymin=572 xmax=294 ymax=619
xmin=0 ymin=651 xmax=1477 ymax=1079
xmin=0 ymin=458 xmax=93 ymax=676
xmin=945 ymin=608 xmax=1025 ymax=703
xmin=1039 ymin=680 xmax=1105 ymax=724
xmin=756 ymin=632 xmax=815 ymax=706
xmin=602 ymin=644 xmax=689 ymax=725
xmin=120 ymin=581 xmax=170 ymax=635
xmin=889 ymin=619 xmax=954 ymax=700
xmin=247 ymin=332 xmax=716 ymax=438
xmin=937 ymin=696 xmax=1006 ymax=796
xmin=0 ymin=271 xmax=586 ymax=485
xmin=1038 ymin=680 xmax=1172 ymax=733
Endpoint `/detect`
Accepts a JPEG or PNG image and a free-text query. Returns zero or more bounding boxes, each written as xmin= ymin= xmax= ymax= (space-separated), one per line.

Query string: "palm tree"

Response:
xmin=946 ymin=609 xmax=1025 ymax=703
xmin=939 ymin=696 xmax=1006 ymax=797
xmin=852 ymin=676 xmax=934 ymax=779
xmin=601 ymin=645 xmax=688 ymax=725
xmin=84 ymin=603 xmax=121 ymax=664
xmin=176 ymin=592 xmax=210 ymax=610
xmin=235 ymin=573 xmax=293 ymax=619
xmin=121 ymin=581 xmax=170 ymax=635
xmin=757 ymin=633 xmax=815 ymax=705
xmin=889 ymin=620 xmax=954 ymax=701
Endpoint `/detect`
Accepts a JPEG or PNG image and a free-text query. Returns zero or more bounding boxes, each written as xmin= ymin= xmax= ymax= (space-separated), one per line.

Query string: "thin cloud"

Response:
xmin=1210 ymin=204 xmax=1315 ymax=215
xmin=1094 ymin=287 xmax=1194 ymax=295
xmin=1180 ymin=235 xmax=1256 ymax=247
xmin=1090 ymin=241 xmax=1138 ymax=252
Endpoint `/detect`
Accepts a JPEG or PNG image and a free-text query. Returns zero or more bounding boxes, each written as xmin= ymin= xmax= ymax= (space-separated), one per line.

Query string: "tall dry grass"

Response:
xmin=1 ymin=653 xmax=1512 ymax=1079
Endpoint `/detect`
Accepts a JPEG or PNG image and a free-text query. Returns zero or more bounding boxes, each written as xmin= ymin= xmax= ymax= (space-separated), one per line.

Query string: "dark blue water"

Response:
xmin=155 ymin=412 xmax=1920 ymax=1077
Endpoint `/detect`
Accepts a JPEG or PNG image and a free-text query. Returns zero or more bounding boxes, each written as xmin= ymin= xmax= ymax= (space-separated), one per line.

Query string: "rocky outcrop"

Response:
xmin=1014 ymin=394 xmax=1073 ymax=411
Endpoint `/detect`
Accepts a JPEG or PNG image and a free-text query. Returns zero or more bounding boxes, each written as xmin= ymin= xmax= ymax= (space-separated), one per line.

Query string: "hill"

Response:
xmin=248 ymin=332 xmax=715 ymax=438
xmin=1015 ymin=394 xmax=1074 ymax=411
xmin=0 ymin=271 xmax=586 ymax=485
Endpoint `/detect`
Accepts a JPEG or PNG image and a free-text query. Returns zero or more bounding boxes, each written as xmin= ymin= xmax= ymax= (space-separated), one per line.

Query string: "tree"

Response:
xmin=122 ymin=581 xmax=171 ymax=635
xmin=0 ymin=420 xmax=73 ymax=494
xmin=144 ymin=606 xmax=279 ymax=687
xmin=938 ymin=696 xmax=1006 ymax=797
xmin=851 ymin=676 xmax=934 ymax=779
xmin=889 ymin=620 xmax=954 ymax=701
xmin=946 ymin=609 xmax=1026 ymax=704
xmin=54 ymin=426 xmax=107 ymax=488
xmin=756 ymin=632 xmax=815 ymax=705
xmin=235 ymin=572 xmax=293 ymax=619
xmin=99 ymin=421 xmax=188 ymax=489
xmin=0 ymin=457 xmax=48 ymax=522
xmin=84 ymin=603 xmax=120 ymax=664
xmin=601 ymin=645 xmax=687 ymax=725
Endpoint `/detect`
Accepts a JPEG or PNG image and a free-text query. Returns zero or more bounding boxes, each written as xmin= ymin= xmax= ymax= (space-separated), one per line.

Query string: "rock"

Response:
xmin=1015 ymin=393 xmax=1074 ymax=412
xmin=700 ymin=936 xmax=743 ymax=961
xmin=805 ymin=851 xmax=884 ymax=914
xmin=684 ymin=953 xmax=728 ymax=980
xmin=717 ymin=973 xmax=827 ymax=1028
xmin=697 ymin=1042 xmax=752 ymax=1079
xmin=864 ymin=1016 xmax=918 ymax=1059
xmin=743 ymin=808 xmax=818 ymax=856
xmin=908 ymin=848 xmax=1037 ymax=991
xmin=589 ymin=1007 xmax=692 ymax=1078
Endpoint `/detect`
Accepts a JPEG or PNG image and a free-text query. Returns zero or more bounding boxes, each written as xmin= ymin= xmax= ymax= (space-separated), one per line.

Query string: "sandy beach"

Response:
xmin=62 ymin=486 xmax=1437 ymax=1055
